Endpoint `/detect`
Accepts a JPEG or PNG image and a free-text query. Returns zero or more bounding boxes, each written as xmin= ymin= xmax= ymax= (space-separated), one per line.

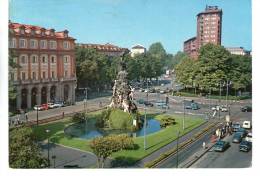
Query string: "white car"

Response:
xmin=48 ymin=103 xmax=55 ymax=109
xmin=242 ymin=121 xmax=251 ymax=129
xmin=245 ymin=133 xmax=252 ymax=142
xmin=221 ymin=106 xmax=228 ymax=112
xmin=33 ymin=105 xmax=43 ymax=111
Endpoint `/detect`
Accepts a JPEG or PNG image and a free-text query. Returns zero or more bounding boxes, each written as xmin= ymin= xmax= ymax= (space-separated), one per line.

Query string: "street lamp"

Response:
xmin=79 ymin=87 xmax=88 ymax=114
xmin=183 ymin=99 xmax=185 ymax=130
xmin=51 ymin=155 xmax=56 ymax=168
xmin=46 ymin=129 xmax=50 ymax=168
xmin=144 ymin=104 xmax=147 ymax=150
xmin=176 ymin=131 xmax=180 ymax=168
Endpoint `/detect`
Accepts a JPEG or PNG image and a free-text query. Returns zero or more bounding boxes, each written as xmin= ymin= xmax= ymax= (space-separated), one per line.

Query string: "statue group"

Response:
xmin=108 ymin=55 xmax=137 ymax=114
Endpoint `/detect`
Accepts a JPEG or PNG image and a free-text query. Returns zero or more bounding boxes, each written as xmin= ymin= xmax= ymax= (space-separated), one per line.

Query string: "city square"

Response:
xmin=1 ymin=0 xmax=256 ymax=175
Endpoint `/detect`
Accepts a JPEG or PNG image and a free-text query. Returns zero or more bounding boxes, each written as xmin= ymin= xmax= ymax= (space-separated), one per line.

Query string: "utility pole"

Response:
xmin=144 ymin=104 xmax=147 ymax=150
xmin=176 ymin=131 xmax=180 ymax=168
xmin=79 ymin=87 xmax=88 ymax=114
xmin=183 ymin=99 xmax=185 ymax=130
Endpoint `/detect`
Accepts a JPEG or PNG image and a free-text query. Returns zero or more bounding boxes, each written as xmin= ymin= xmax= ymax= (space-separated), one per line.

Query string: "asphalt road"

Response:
xmin=190 ymin=133 xmax=252 ymax=168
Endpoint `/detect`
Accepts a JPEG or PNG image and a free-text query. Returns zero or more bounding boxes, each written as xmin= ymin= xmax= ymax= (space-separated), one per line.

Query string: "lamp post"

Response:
xmin=176 ymin=131 xmax=180 ymax=168
xmin=46 ymin=129 xmax=50 ymax=168
xmin=183 ymin=99 xmax=185 ymax=130
xmin=144 ymin=104 xmax=147 ymax=150
xmin=79 ymin=87 xmax=88 ymax=114
xmin=51 ymin=155 xmax=56 ymax=168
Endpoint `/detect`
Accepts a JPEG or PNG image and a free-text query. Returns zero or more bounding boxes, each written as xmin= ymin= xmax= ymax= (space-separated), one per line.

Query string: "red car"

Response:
xmin=41 ymin=103 xmax=49 ymax=110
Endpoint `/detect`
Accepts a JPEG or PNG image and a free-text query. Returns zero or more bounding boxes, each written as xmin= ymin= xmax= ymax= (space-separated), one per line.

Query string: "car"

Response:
xmin=139 ymin=89 xmax=145 ymax=92
xmin=241 ymin=106 xmax=252 ymax=112
xmin=144 ymin=101 xmax=154 ymax=107
xmin=162 ymin=104 xmax=170 ymax=109
xmin=156 ymin=101 xmax=167 ymax=106
xmin=137 ymin=99 xmax=145 ymax=104
xmin=186 ymin=102 xmax=199 ymax=110
xmin=160 ymin=90 xmax=165 ymax=94
xmin=221 ymin=106 xmax=228 ymax=112
xmin=237 ymin=128 xmax=247 ymax=138
xmin=40 ymin=103 xmax=49 ymax=110
xmin=148 ymin=88 xmax=155 ymax=93
xmin=245 ymin=133 xmax=252 ymax=142
xmin=144 ymin=89 xmax=149 ymax=93
xmin=214 ymin=140 xmax=230 ymax=152
xmin=34 ymin=105 xmax=43 ymax=111
xmin=242 ymin=121 xmax=251 ymax=129
xmin=53 ymin=101 xmax=65 ymax=107
xmin=239 ymin=140 xmax=252 ymax=152
xmin=232 ymin=133 xmax=243 ymax=143
xmin=47 ymin=103 xmax=56 ymax=109
xmin=232 ymin=122 xmax=241 ymax=132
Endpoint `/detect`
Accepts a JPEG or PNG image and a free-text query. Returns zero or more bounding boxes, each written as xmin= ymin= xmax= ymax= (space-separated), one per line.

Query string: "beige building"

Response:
xmin=77 ymin=43 xmax=128 ymax=57
xmin=9 ymin=22 xmax=77 ymax=110
xmin=225 ymin=47 xmax=251 ymax=56
xmin=130 ymin=44 xmax=146 ymax=57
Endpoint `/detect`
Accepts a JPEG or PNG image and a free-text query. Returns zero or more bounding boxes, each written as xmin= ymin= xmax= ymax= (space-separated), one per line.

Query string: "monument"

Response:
xmin=108 ymin=53 xmax=137 ymax=114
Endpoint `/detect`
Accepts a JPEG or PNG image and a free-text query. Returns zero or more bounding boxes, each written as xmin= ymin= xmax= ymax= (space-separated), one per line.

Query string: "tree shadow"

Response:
xmin=110 ymin=156 xmax=139 ymax=168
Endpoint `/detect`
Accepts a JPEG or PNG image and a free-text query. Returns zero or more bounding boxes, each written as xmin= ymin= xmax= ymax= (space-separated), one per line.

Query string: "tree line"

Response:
xmin=173 ymin=43 xmax=252 ymax=95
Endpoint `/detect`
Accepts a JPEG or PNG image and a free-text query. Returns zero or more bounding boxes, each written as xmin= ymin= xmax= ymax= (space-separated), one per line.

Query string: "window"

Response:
xmin=41 ymin=56 xmax=47 ymax=63
xmin=42 ymin=72 xmax=46 ymax=79
xmin=49 ymin=41 xmax=57 ymax=49
xmin=63 ymin=41 xmax=70 ymax=49
xmin=31 ymin=56 xmax=38 ymax=63
xmin=63 ymin=56 xmax=70 ymax=63
xmin=64 ymin=70 xmax=68 ymax=77
xmin=21 ymin=72 xmax=26 ymax=80
xmin=51 ymin=56 xmax=56 ymax=63
xmin=21 ymin=56 xmax=26 ymax=64
xmin=40 ymin=40 xmax=47 ymax=49
xmin=19 ymin=39 xmax=27 ymax=48
xmin=9 ymin=38 xmax=16 ymax=48
xmin=10 ymin=72 xmax=14 ymax=80
xmin=30 ymin=39 xmax=38 ymax=49
xmin=32 ymin=72 xmax=36 ymax=79
xmin=51 ymin=71 xmax=55 ymax=78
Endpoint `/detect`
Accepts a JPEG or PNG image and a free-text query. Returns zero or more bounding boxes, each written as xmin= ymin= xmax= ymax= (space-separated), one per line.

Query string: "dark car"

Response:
xmin=239 ymin=140 xmax=252 ymax=152
xmin=144 ymin=101 xmax=154 ymax=107
xmin=137 ymin=99 xmax=145 ymax=104
xmin=237 ymin=128 xmax=247 ymax=138
xmin=232 ymin=122 xmax=241 ymax=132
xmin=241 ymin=106 xmax=252 ymax=112
xmin=214 ymin=140 xmax=230 ymax=152
xmin=232 ymin=133 xmax=243 ymax=143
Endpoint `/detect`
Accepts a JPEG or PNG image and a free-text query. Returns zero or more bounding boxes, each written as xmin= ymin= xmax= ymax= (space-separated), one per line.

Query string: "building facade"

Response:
xmin=9 ymin=22 xmax=77 ymax=110
xmin=130 ymin=44 xmax=146 ymax=57
xmin=225 ymin=47 xmax=251 ymax=56
xmin=77 ymin=43 xmax=128 ymax=57
xmin=183 ymin=37 xmax=198 ymax=58
xmin=183 ymin=6 xmax=222 ymax=59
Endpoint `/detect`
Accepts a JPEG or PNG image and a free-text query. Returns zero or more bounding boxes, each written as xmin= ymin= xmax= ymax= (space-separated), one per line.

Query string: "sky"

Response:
xmin=9 ymin=0 xmax=252 ymax=54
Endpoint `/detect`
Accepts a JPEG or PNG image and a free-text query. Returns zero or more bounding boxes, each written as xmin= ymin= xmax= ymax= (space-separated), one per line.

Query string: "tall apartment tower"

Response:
xmin=183 ymin=5 xmax=222 ymax=59
xmin=196 ymin=5 xmax=222 ymax=49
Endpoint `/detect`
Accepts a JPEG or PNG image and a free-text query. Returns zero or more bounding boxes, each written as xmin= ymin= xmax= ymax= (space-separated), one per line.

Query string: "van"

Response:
xmin=242 ymin=121 xmax=251 ymax=129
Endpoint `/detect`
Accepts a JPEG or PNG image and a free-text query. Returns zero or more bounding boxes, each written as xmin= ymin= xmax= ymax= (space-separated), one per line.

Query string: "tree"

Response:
xmin=9 ymin=126 xmax=48 ymax=168
xmin=196 ymin=43 xmax=231 ymax=91
xmin=90 ymin=135 xmax=134 ymax=168
xmin=171 ymin=51 xmax=189 ymax=69
xmin=9 ymin=50 xmax=19 ymax=112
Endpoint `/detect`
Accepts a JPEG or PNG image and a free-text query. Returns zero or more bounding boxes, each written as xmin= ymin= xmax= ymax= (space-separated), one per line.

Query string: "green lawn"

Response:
xmin=33 ymin=111 xmax=205 ymax=166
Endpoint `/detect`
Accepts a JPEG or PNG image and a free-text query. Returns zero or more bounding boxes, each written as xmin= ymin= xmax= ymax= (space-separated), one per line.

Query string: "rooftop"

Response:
xmin=77 ymin=43 xmax=128 ymax=52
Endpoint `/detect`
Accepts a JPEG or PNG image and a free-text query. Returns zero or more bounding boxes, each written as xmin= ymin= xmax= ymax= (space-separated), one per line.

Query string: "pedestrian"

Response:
xmin=99 ymin=101 xmax=102 ymax=108
xmin=62 ymin=112 xmax=65 ymax=118
xmin=25 ymin=114 xmax=28 ymax=122
xmin=203 ymin=142 xmax=206 ymax=149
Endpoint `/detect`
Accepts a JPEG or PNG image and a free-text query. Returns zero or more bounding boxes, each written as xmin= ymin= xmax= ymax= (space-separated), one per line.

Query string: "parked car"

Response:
xmin=137 ymin=99 xmax=145 ymax=104
xmin=211 ymin=105 xmax=228 ymax=112
xmin=221 ymin=106 xmax=228 ymax=112
xmin=34 ymin=105 xmax=43 ymax=111
xmin=54 ymin=101 xmax=65 ymax=107
xmin=242 ymin=121 xmax=251 ymax=129
xmin=48 ymin=103 xmax=56 ymax=109
xmin=40 ymin=103 xmax=49 ymax=110
xmin=241 ymin=106 xmax=252 ymax=112
xmin=144 ymin=101 xmax=154 ymax=107
xmin=160 ymin=90 xmax=165 ymax=94
xmin=232 ymin=122 xmax=241 ymax=132
xmin=237 ymin=128 xmax=247 ymax=138
xmin=239 ymin=140 xmax=252 ymax=152
xmin=245 ymin=133 xmax=252 ymax=143
xmin=232 ymin=133 xmax=243 ymax=143
xmin=214 ymin=140 xmax=230 ymax=152
xmin=211 ymin=105 xmax=220 ymax=111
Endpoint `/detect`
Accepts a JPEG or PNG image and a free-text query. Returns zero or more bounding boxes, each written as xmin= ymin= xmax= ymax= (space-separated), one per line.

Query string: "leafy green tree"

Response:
xmin=9 ymin=50 xmax=19 ymax=112
xmin=196 ymin=43 xmax=231 ymax=91
xmin=171 ymin=51 xmax=190 ymax=69
xmin=9 ymin=126 xmax=48 ymax=168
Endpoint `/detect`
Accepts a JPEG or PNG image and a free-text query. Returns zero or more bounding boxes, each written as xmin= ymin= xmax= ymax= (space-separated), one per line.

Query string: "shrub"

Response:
xmin=72 ymin=112 xmax=86 ymax=123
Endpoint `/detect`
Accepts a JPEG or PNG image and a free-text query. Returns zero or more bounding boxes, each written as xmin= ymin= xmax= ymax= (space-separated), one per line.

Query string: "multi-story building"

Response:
xmin=130 ymin=44 xmax=146 ymax=57
xmin=183 ymin=5 xmax=222 ymax=59
xmin=77 ymin=43 xmax=128 ymax=57
xmin=183 ymin=37 xmax=198 ymax=58
xmin=9 ymin=22 xmax=77 ymax=110
xmin=225 ymin=47 xmax=251 ymax=56
xmin=196 ymin=5 xmax=222 ymax=49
